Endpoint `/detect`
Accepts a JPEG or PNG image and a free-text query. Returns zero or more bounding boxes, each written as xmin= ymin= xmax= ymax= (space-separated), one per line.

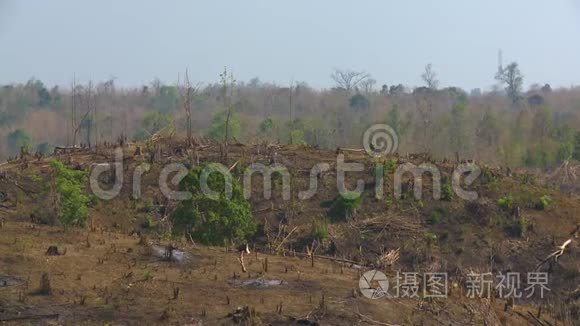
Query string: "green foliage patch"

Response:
xmin=51 ymin=160 xmax=89 ymax=227
xmin=497 ymin=195 xmax=513 ymax=212
xmin=171 ymin=164 xmax=256 ymax=245
xmin=310 ymin=216 xmax=329 ymax=241
xmin=329 ymin=191 xmax=362 ymax=221
xmin=535 ymin=195 xmax=552 ymax=211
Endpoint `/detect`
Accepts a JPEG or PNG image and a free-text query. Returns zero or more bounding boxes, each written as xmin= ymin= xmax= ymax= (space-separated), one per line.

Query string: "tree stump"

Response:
xmin=45 ymin=246 xmax=60 ymax=256
xmin=38 ymin=272 xmax=52 ymax=295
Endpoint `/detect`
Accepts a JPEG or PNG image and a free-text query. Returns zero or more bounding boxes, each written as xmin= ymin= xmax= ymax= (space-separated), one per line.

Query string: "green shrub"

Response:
xmin=27 ymin=172 xmax=42 ymax=183
xmin=515 ymin=217 xmax=528 ymax=237
xmin=171 ymin=164 xmax=256 ymax=245
xmin=50 ymin=160 xmax=89 ymax=227
xmin=428 ymin=208 xmax=444 ymax=225
xmin=497 ymin=195 xmax=513 ymax=212
xmin=424 ymin=232 xmax=438 ymax=242
xmin=290 ymin=129 xmax=306 ymax=145
xmin=259 ymin=118 xmax=274 ymax=134
xmin=310 ymin=217 xmax=329 ymax=241
xmin=143 ymin=270 xmax=153 ymax=280
xmin=133 ymin=111 xmax=172 ymax=141
xmin=415 ymin=199 xmax=424 ymax=209
xmin=130 ymin=198 xmax=137 ymax=210
xmin=481 ymin=168 xmax=498 ymax=183
xmin=371 ymin=158 xmax=397 ymax=185
xmin=207 ymin=110 xmax=241 ymax=141
xmin=384 ymin=158 xmax=398 ymax=174
xmin=142 ymin=215 xmax=155 ymax=229
xmin=7 ymin=129 xmax=32 ymax=155
xmin=36 ymin=142 xmax=53 ymax=154
xmin=329 ymin=191 xmax=362 ymax=220
xmin=385 ymin=197 xmax=393 ymax=209
xmin=520 ymin=174 xmax=535 ymax=185
xmin=441 ymin=183 xmax=454 ymax=201
xmin=535 ymin=195 xmax=552 ymax=210
xmin=140 ymin=199 xmax=155 ymax=213
xmin=31 ymin=206 xmax=52 ymax=225
xmin=480 ymin=168 xmax=499 ymax=190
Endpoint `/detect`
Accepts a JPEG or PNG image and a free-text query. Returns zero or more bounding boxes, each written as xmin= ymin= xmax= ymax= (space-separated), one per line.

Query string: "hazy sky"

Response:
xmin=1 ymin=0 xmax=579 ymax=90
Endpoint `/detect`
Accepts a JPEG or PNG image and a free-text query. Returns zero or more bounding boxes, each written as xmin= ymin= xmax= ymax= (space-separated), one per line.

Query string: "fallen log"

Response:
xmin=0 ymin=314 xmax=59 ymax=322
xmin=339 ymin=148 xmax=366 ymax=153
xmin=288 ymin=251 xmax=367 ymax=269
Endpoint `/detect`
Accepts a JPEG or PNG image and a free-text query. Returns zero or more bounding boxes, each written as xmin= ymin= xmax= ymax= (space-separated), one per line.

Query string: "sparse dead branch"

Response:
xmin=535 ymin=238 xmax=575 ymax=271
xmin=354 ymin=308 xmax=400 ymax=326
xmin=274 ymin=226 xmax=298 ymax=253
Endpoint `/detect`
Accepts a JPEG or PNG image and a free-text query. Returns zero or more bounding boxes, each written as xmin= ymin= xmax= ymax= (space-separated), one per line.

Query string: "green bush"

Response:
xmin=415 ymin=199 xmax=424 ymax=209
xmin=441 ymin=183 xmax=454 ymax=201
xmin=497 ymin=195 xmax=513 ymax=212
xmin=520 ymin=174 xmax=535 ymax=185
xmin=480 ymin=168 xmax=499 ymax=190
xmin=424 ymin=232 xmax=438 ymax=242
xmin=133 ymin=112 xmax=172 ymax=141
xmin=171 ymin=164 xmax=256 ymax=245
xmin=428 ymin=208 xmax=444 ymax=225
xmin=384 ymin=197 xmax=393 ymax=209
xmin=329 ymin=191 xmax=362 ymax=220
xmin=372 ymin=158 xmax=398 ymax=179
xmin=310 ymin=217 xmax=329 ymax=241
xmin=259 ymin=118 xmax=275 ymax=135
xmin=141 ymin=215 xmax=155 ymax=229
xmin=556 ymin=142 xmax=573 ymax=162
xmin=384 ymin=158 xmax=398 ymax=174
xmin=535 ymin=195 xmax=552 ymax=210
xmin=7 ymin=129 xmax=32 ymax=155
xmin=27 ymin=172 xmax=42 ymax=183
xmin=513 ymin=216 xmax=528 ymax=237
xmin=51 ymin=160 xmax=89 ymax=226
xmin=207 ymin=110 xmax=241 ymax=141
xmin=139 ymin=199 xmax=155 ymax=213
xmin=36 ymin=142 xmax=53 ymax=154
xmin=290 ymin=129 xmax=306 ymax=145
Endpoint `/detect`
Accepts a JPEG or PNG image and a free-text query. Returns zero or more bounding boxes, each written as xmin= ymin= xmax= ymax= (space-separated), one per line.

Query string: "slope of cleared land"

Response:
xmin=0 ymin=141 xmax=578 ymax=325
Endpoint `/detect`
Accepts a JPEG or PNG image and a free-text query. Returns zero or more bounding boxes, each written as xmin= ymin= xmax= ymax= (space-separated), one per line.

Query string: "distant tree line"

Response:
xmin=1 ymin=63 xmax=580 ymax=168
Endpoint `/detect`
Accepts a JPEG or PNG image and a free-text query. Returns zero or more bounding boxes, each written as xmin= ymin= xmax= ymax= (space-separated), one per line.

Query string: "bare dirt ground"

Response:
xmin=0 ymin=221 xmax=566 ymax=325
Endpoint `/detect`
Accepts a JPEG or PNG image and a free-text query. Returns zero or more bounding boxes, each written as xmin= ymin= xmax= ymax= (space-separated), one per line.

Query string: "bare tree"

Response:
xmin=331 ymin=69 xmax=370 ymax=91
xmin=415 ymin=97 xmax=433 ymax=152
xmin=183 ymin=70 xmax=193 ymax=146
xmin=70 ymin=75 xmax=76 ymax=147
xmin=495 ymin=62 xmax=523 ymax=105
xmin=100 ymin=77 xmax=116 ymax=143
xmin=421 ymin=63 xmax=439 ymax=90
xmin=70 ymin=79 xmax=93 ymax=148
xmin=220 ymin=67 xmax=236 ymax=161
xmin=177 ymin=70 xmax=201 ymax=147
xmin=289 ymin=78 xmax=294 ymax=122
xmin=84 ymin=81 xmax=94 ymax=147
xmin=93 ymin=81 xmax=98 ymax=149
xmin=359 ymin=78 xmax=377 ymax=94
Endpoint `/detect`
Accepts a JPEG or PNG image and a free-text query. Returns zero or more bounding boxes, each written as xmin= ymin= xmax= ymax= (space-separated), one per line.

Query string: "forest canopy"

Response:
xmin=1 ymin=67 xmax=580 ymax=169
